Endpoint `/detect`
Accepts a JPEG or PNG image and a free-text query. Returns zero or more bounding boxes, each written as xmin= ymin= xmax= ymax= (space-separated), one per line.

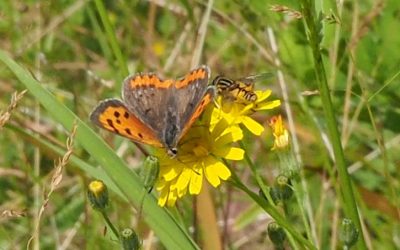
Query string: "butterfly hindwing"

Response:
xmin=175 ymin=65 xmax=211 ymax=133
xmin=89 ymin=99 xmax=162 ymax=147
xmin=178 ymin=87 xmax=215 ymax=140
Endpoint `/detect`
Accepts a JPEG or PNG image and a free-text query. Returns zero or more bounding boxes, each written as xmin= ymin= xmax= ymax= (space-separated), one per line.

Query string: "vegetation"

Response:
xmin=0 ymin=0 xmax=399 ymax=249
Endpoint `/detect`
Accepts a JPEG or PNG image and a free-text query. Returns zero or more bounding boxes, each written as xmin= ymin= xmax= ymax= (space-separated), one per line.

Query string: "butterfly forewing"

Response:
xmin=122 ymin=73 xmax=173 ymax=136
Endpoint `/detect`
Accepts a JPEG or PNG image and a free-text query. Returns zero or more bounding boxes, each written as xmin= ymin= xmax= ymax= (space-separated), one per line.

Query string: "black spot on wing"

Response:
xmin=106 ymin=118 xmax=120 ymax=133
xmin=106 ymin=119 xmax=113 ymax=127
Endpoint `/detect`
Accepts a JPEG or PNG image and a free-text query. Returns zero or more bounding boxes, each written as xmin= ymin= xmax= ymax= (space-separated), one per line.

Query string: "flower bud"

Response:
xmin=269 ymin=174 xmax=293 ymax=205
xmin=140 ymin=156 xmax=160 ymax=192
xmin=269 ymin=115 xmax=289 ymax=150
xmin=340 ymin=218 xmax=358 ymax=248
xmin=267 ymin=222 xmax=286 ymax=247
xmin=87 ymin=180 xmax=108 ymax=211
xmin=121 ymin=228 xmax=140 ymax=250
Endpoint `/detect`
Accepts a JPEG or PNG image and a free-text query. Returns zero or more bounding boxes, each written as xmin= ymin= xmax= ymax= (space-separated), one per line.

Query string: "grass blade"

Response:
xmin=0 ymin=50 xmax=198 ymax=250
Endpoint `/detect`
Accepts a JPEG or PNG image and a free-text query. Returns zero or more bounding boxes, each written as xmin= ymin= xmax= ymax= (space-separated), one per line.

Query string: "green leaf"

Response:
xmin=0 ymin=49 xmax=199 ymax=250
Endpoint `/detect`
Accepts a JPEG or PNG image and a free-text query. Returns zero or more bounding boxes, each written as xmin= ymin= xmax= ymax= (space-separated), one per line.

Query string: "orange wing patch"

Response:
xmin=176 ymin=67 xmax=208 ymax=89
xmin=179 ymin=91 xmax=214 ymax=140
xmin=90 ymin=99 xmax=162 ymax=147
xmin=129 ymin=74 xmax=173 ymax=89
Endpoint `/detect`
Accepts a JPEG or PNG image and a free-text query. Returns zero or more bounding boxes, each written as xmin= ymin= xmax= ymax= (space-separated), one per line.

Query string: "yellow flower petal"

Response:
xmin=204 ymin=160 xmax=221 ymax=187
xmin=166 ymin=190 xmax=178 ymax=207
xmin=255 ymin=100 xmax=281 ymax=111
xmin=156 ymin=178 xmax=167 ymax=191
xmin=173 ymin=167 xmax=191 ymax=196
xmin=215 ymin=126 xmax=243 ymax=145
xmin=241 ymin=116 xmax=264 ymax=135
xmin=205 ymin=160 xmax=231 ymax=187
xmin=189 ymin=167 xmax=203 ymax=194
xmin=157 ymin=185 xmax=169 ymax=207
xmin=211 ymin=119 xmax=230 ymax=138
xmin=255 ymin=90 xmax=272 ymax=102
xmin=214 ymin=146 xmax=244 ymax=160
xmin=162 ymin=165 xmax=182 ymax=181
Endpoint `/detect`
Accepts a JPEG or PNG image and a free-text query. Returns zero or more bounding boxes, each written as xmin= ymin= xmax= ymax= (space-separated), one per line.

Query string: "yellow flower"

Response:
xmin=155 ymin=117 xmax=244 ymax=207
xmin=87 ymin=180 xmax=109 ymax=210
xmin=268 ymin=115 xmax=289 ymax=150
xmin=212 ymin=90 xmax=281 ymax=136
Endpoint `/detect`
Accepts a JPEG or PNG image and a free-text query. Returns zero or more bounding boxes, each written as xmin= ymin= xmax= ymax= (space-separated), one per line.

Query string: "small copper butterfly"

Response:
xmin=90 ymin=65 xmax=214 ymax=157
xmin=212 ymin=72 xmax=273 ymax=103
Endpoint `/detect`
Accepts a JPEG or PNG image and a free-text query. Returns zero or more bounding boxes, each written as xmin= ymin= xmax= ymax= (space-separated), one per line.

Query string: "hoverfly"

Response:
xmin=212 ymin=72 xmax=273 ymax=103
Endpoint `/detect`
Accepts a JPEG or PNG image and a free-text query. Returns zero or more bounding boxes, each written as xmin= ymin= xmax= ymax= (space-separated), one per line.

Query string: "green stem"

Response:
xmin=93 ymin=0 xmax=129 ymax=78
xmin=299 ymin=1 xmax=367 ymax=249
xmin=277 ymin=149 xmax=316 ymax=244
xmin=238 ymin=141 xmax=272 ymax=203
xmin=277 ymin=150 xmax=314 ymax=246
xmin=228 ymin=171 xmax=317 ymax=250
xmin=100 ymin=210 xmax=119 ymax=239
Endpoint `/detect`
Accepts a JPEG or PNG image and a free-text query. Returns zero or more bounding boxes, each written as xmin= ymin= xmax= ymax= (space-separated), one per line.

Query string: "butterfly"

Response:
xmin=212 ymin=72 xmax=273 ymax=103
xmin=90 ymin=65 xmax=214 ymax=157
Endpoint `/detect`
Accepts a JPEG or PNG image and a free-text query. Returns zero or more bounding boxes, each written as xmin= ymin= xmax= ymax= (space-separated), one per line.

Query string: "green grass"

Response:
xmin=0 ymin=0 xmax=399 ymax=249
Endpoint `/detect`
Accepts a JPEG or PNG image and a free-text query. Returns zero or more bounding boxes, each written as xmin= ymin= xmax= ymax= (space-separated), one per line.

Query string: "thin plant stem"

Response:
xmin=276 ymin=150 xmax=314 ymax=246
xmin=100 ymin=210 xmax=119 ymax=239
xmin=93 ymin=0 xmax=129 ymax=78
xmin=299 ymin=1 xmax=367 ymax=249
xmin=228 ymin=170 xmax=317 ymax=250
xmin=190 ymin=0 xmax=214 ymax=67
xmin=238 ymin=141 xmax=272 ymax=203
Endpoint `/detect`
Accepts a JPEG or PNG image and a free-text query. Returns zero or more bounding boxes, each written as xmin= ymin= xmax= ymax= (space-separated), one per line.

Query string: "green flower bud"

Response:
xmin=87 ymin=180 xmax=108 ymax=211
xmin=259 ymin=188 xmax=267 ymax=201
xmin=140 ymin=156 xmax=160 ymax=192
xmin=340 ymin=218 xmax=359 ymax=248
xmin=121 ymin=228 xmax=140 ymax=250
xmin=267 ymin=222 xmax=286 ymax=247
xmin=269 ymin=174 xmax=293 ymax=204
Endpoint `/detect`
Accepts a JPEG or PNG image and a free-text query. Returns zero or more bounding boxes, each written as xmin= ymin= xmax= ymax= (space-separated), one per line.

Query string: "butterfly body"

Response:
xmin=90 ymin=65 xmax=214 ymax=157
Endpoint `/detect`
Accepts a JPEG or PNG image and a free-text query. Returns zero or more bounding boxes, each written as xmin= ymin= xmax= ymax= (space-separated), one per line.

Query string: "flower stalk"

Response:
xmin=299 ymin=0 xmax=366 ymax=249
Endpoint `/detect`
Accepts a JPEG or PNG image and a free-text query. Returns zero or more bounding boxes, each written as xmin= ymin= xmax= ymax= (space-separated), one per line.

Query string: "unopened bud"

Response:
xmin=269 ymin=174 xmax=293 ymax=204
xmin=88 ymin=180 xmax=108 ymax=211
xmin=268 ymin=222 xmax=286 ymax=247
xmin=140 ymin=156 xmax=160 ymax=192
xmin=121 ymin=228 xmax=140 ymax=250
xmin=340 ymin=218 xmax=358 ymax=248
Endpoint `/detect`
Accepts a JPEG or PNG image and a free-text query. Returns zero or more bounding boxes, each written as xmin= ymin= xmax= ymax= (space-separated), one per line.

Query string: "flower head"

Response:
xmin=155 ymin=114 xmax=244 ymax=207
xmin=212 ymin=90 xmax=281 ymax=136
xmin=154 ymin=87 xmax=280 ymax=207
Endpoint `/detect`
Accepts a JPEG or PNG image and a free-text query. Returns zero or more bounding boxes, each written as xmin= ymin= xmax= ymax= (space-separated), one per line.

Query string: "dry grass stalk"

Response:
xmin=27 ymin=121 xmax=78 ymax=249
xmin=0 ymin=90 xmax=28 ymax=129
xmin=270 ymin=5 xmax=303 ymax=19
xmin=1 ymin=209 xmax=27 ymax=218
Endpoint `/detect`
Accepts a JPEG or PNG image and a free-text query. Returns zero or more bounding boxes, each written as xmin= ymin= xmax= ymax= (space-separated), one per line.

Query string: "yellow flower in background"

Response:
xmin=212 ymin=89 xmax=281 ymax=136
xmin=152 ymin=41 xmax=166 ymax=57
xmin=155 ymin=117 xmax=244 ymax=207
xmin=268 ymin=115 xmax=289 ymax=150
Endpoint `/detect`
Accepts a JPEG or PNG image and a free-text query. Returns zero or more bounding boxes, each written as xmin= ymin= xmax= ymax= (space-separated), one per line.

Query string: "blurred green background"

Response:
xmin=0 ymin=0 xmax=399 ymax=249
